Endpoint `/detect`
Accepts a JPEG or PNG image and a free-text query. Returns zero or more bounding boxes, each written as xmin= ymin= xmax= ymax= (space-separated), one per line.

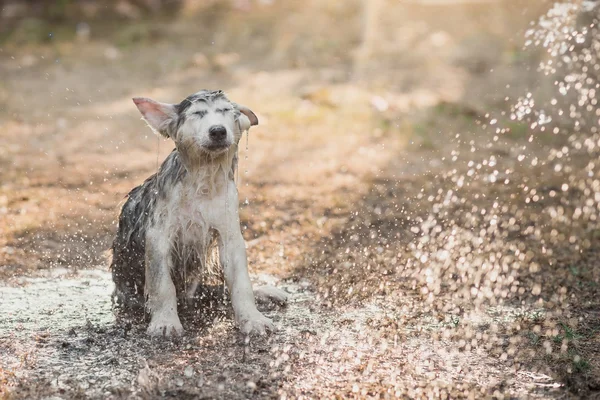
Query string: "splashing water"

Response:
xmin=296 ymin=6 xmax=600 ymax=395
xmin=402 ymin=0 xmax=600 ymax=335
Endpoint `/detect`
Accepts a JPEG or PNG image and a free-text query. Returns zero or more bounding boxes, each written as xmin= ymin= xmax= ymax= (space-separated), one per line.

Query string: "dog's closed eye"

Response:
xmin=216 ymin=108 xmax=232 ymax=114
xmin=194 ymin=110 xmax=208 ymax=118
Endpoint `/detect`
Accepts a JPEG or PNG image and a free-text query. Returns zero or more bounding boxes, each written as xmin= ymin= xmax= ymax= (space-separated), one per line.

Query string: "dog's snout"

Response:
xmin=209 ymin=125 xmax=227 ymax=141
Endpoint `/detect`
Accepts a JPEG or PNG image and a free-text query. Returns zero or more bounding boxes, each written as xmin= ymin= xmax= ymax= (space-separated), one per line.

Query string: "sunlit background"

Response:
xmin=1 ymin=0 xmax=599 ymax=398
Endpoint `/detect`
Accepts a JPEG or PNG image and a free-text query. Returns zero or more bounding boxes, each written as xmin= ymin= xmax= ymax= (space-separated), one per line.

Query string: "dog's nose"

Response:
xmin=209 ymin=125 xmax=227 ymax=141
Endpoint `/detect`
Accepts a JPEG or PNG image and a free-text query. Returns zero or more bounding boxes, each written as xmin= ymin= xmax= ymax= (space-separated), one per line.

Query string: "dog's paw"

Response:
xmin=147 ymin=314 xmax=184 ymax=337
xmin=254 ymin=285 xmax=289 ymax=306
xmin=238 ymin=311 xmax=276 ymax=336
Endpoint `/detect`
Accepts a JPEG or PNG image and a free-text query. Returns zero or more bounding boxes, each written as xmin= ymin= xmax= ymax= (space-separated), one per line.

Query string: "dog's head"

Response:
xmin=132 ymin=90 xmax=258 ymax=158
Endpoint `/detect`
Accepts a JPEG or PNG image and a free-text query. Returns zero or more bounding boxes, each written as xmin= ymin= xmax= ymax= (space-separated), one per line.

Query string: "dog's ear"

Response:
xmin=132 ymin=97 xmax=177 ymax=138
xmin=235 ymin=104 xmax=259 ymax=130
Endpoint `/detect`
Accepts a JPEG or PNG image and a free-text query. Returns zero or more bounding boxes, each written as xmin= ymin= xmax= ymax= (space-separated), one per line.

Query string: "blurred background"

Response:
xmin=1 ymin=0 xmax=600 ymax=398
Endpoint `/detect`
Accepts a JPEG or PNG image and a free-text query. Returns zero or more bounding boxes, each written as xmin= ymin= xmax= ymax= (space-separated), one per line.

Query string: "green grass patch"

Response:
xmin=573 ymin=358 xmax=591 ymax=373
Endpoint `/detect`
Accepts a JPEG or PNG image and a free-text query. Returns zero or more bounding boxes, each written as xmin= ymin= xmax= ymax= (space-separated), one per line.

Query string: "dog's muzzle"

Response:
xmin=204 ymin=125 xmax=231 ymax=152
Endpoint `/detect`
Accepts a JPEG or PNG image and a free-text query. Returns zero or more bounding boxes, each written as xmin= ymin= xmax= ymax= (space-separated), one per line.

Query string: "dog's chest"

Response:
xmin=159 ymin=181 xmax=233 ymax=244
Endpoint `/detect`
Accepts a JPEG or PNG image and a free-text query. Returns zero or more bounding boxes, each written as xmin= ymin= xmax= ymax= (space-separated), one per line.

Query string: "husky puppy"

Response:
xmin=111 ymin=90 xmax=287 ymax=337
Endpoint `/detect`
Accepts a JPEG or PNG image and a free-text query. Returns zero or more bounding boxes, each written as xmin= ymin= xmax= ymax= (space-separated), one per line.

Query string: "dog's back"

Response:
xmin=111 ymin=174 xmax=156 ymax=316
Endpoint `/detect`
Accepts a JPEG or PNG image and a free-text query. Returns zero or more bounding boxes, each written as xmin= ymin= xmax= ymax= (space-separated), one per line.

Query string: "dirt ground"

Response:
xmin=1 ymin=0 xmax=600 ymax=399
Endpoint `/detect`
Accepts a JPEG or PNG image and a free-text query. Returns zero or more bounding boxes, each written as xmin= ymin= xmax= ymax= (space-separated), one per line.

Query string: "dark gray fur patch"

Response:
xmin=177 ymin=90 xmax=225 ymax=116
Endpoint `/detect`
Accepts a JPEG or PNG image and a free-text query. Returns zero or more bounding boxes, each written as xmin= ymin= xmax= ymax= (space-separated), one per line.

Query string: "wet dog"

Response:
xmin=111 ymin=90 xmax=287 ymax=337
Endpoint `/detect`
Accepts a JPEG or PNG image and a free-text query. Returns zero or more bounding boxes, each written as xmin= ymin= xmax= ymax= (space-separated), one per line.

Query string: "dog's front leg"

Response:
xmin=219 ymin=231 xmax=275 ymax=335
xmin=145 ymin=230 xmax=183 ymax=337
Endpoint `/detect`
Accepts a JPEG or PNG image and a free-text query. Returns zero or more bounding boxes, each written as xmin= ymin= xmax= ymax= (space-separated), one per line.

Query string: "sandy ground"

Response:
xmin=1 ymin=1 xmax=599 ymax=399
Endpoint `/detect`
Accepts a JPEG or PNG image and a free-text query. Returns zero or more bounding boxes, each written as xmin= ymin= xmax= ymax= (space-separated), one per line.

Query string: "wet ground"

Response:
xmin=1 ymin=1 xmax=600 ymax=399
xmin=0 ymin=269 xmax=573 ymax=399
xmin=1 ymin=271 xmax=314 ymax=399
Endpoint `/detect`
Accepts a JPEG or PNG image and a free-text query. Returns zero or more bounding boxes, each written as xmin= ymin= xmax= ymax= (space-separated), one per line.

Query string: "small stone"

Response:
xmin=184 ymin=366 xmax=194 ymax=378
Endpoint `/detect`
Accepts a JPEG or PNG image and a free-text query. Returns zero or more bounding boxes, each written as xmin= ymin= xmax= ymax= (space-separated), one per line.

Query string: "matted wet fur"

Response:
xmin=111 ymin=150 xmax=219 ymax=316
xmin=110 ymin=90 xmax=288 ymax=337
